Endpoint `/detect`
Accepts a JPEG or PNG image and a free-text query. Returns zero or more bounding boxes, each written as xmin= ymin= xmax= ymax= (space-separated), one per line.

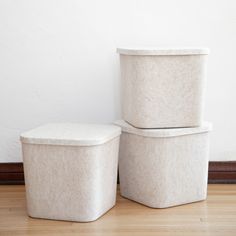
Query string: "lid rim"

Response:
xmin=113 ymin=120 xmax=212 ymax=138
xmin=117 ymin=48 xmax=210 ymax=56
xmin=20 ymin=133 xmax=120 ymax=146
xmin=20 ymin=123 xmax=121 ymax=146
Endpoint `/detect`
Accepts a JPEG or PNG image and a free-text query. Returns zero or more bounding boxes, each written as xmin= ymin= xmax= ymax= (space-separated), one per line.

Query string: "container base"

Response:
xmin=120 ymin=193 xmax=207 ymax=209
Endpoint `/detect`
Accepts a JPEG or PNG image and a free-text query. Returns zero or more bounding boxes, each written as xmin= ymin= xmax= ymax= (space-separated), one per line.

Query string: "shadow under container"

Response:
xmin=20 ymin=123 xmax=121 ymax=222
xmin=117 ymin=48 xmax=209 ymax=128
xmin=114 ymin=120 xmax=212 ymax=208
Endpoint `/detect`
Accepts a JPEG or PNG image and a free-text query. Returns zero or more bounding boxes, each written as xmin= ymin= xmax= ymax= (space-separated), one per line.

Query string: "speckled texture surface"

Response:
xmin=117 ymin=121 xmax=211 ymax=208
xmin=21 ymin=126 xmax=120 ymax=222
xmin=118 ymin=49 xmax=209 ymax=128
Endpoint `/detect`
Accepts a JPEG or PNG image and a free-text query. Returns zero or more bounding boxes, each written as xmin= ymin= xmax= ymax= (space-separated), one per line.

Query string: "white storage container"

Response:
xmin=117 ymin=48 xmax=209 ymax=128
xmin=20 ymin=123 xmax=121 ymax=222
xmin=114 ymin=120 xmax=212 ymax=208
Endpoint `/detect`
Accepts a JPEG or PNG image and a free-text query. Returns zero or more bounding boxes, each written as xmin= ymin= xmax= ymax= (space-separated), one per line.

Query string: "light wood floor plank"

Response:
xmin=0 ymin=185 xmax=236 ymax=236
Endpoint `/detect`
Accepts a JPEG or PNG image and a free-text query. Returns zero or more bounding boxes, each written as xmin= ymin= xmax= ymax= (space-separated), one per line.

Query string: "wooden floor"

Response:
xmin=0 ymin=185 xmax=236 ymax=236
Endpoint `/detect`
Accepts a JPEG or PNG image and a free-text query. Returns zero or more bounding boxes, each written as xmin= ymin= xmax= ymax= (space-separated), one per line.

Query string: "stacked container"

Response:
xmin=21 ymin=123 xmax=121 ymax=222
xmin=116 ymin=48 xmax=212 ymax=208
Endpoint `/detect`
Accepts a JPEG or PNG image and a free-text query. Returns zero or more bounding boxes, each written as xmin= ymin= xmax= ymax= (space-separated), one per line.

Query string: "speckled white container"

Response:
xmin=117 ymin=48 xmax=209 ymax=128
xmin=20 ymin=123 xmax=121 ymax=222
xmin=114 ymin=120 xmax=212 ymax=208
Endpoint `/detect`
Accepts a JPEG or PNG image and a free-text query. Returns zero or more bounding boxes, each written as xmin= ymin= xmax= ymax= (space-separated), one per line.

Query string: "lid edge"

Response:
xmin=113 ymin=120 xmax=212 ymax=138
xmin=117 ymin=48 xmax=210 ymax=56
xmin=20 ymin=130 xmax=121 ymax=146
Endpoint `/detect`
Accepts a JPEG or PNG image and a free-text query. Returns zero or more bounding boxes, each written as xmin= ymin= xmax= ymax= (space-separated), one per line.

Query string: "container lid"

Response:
xmin=114 ymin=120 xmax=212 ymax=138
xmin=117 ymin=47 xmax=209 ymax=56
xmin=20 ymin=123 xmax=121 ymax=146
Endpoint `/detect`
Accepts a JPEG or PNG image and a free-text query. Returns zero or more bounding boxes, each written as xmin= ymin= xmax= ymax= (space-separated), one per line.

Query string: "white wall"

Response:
xmin=0 ymin=0 xmax=235 ymax=162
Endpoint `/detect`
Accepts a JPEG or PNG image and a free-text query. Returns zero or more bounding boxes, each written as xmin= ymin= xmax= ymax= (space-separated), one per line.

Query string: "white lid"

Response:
xmin=114 ymin=120 xmax=212 ymax=138
xmin=20 ymin=123 xmax=121 ymax=146
xmin=117 ymin=47 xmax=209 ymax=56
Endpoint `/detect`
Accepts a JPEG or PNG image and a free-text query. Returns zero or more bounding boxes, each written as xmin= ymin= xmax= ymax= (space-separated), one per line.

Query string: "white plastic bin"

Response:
xmin=20 ymin=123 xmax=121 ymax=222
xmin=114 ymin=120 xmax=211 ymax=208
xmin=117 ymin=48 xmax=209 ymax=128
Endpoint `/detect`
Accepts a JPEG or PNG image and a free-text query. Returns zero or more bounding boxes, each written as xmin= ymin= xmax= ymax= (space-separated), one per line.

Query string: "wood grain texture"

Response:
xmin=0 ymin=185 xmax=236 ymax=236
xmin=209 ymin=161 xmax=236 ymax=172
xmin=0 ymin=163 xmax=23 ymax=172
xmin=208 ymin=161 xmax=236 ymax=183
xmin=0 ymin=163 xmax=24 ymax=184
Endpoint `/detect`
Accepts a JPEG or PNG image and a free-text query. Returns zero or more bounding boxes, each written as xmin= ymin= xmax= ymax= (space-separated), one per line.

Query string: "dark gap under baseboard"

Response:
xmin=1 ymin=161 xmax=236 ymax=185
